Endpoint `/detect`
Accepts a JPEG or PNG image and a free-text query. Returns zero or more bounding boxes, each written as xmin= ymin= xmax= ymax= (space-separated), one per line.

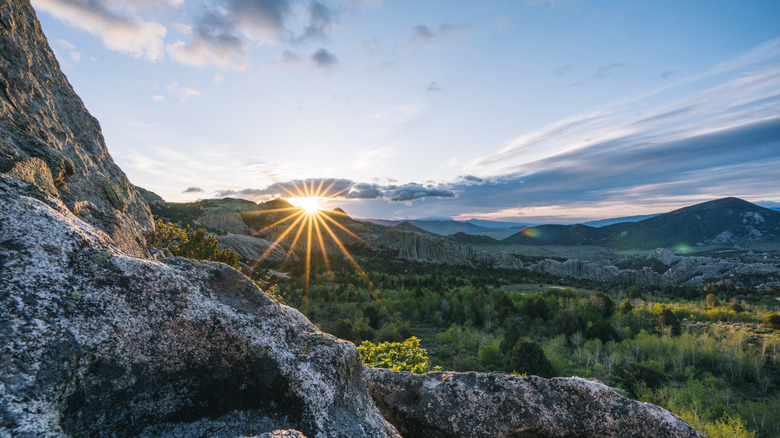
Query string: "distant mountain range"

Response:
xmin=365 ymin=199 xmax=780 ymax=248
xmin=364 ymin=212 xmax=661 ymax=239
xmin=364 ymin=219 xmax=499 ymax=235
xmin=500 ymin=197 xmax=780 ymax=249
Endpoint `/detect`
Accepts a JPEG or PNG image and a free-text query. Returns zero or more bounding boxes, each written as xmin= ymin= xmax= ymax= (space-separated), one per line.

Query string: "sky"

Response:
xmin=32 ymin=0 xmax=780 ymax=223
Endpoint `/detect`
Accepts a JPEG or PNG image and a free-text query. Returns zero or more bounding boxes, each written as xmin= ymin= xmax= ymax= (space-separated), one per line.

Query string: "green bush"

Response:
xmin=586 ymin=319 xmax=617 ymax=343
xmin=618 ymin=298 xmax=633 ymax=315
xmin=611 ymin=362 xmax=667 ymax=397
xmin=477 ymin=342 xmax=502 ymax=369
xmin=324 ymin=319 xmax=356 ymax=343
xmin=503 ymin=338 xmax=553 ymax=378
xmin=764 ymin=313 xmax=780 ymax=330
xmin=150 ymin=219 xmax=240 ymax=269
xmin=358 ymin=337 xmax=438 ymax=373
xmin=657 ymin=307 xmax=681 ymax=336
xmin=590 ymin=292 xmax=615 ymax=317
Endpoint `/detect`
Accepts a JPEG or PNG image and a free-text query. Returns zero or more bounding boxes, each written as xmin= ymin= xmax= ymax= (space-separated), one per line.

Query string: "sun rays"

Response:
xmin=247 ymin=179 xmax=374 ymax=296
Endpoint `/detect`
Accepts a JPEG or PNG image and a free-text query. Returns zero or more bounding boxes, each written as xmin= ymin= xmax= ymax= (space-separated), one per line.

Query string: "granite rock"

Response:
xmin=0 ymin=0 xmax=153 ymax=256
xmin=364 ymin=368 xmax=703 ymax=438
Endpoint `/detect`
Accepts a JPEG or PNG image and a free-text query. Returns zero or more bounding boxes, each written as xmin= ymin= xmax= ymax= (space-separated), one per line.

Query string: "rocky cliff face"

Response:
xmin=516 ymin=249 xmax=780 ymax=287
xmin=0 ymin=0 xmax=152 ymax=257
xmin=364 ymin=369 xmax=703 ymax=438
xmin=0 ymin=175 xmax=399 ymax=437
xmin=375 ymin=228 xmax=473 ymax=266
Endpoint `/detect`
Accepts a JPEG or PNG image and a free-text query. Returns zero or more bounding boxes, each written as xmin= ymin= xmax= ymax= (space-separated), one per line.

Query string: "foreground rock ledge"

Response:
xmin=0 ymin=176 xmax=398 ymax=437
xmin=364 ymin=368 xmax=703 ymax=438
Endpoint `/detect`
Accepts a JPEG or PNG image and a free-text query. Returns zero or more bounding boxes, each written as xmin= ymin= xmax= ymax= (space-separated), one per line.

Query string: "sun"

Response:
xmin=289 ymin=197 xmax=321 ymax=214
xmin=248 ymin=179 xmax=374 ymax=298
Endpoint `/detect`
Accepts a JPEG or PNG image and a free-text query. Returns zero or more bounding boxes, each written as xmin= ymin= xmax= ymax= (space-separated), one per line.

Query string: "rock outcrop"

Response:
xmin=376 ymin=228 xmax=473 ymax=266
xmin=518 ymin=249 xmax=780 ymax=287
xmin=217 ymin=233 xmax=298 ymax=263
xmin=364 ymin=369 xmax=703 ymax=438
xmin=0 ymin=175 xmax=399 ymax=437
xmin=0 ymin=0 xmax=153 ymax=256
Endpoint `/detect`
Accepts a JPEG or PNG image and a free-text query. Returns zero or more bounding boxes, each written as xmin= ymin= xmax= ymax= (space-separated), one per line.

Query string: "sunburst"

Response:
xmin=247 ymin=179 xmax=374 ymax=297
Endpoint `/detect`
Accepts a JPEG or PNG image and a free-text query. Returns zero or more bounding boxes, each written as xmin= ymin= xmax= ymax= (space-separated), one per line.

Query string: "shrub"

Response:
xmin=611 ymin=362 xmax=667 ymax=397
xmin=150 ymin=219 xmax=240 ymax=269
xmin=324 ymin=319 xmax=356 ymax=343
xmin=552 ymin=310 xmax=585 ymax=338
xmin=586 ymin=319 xmax=618 ymax=343
xmin=657 ymin=307 xmax=681 ymax=336
xmin=618 ymin=298 xmax=634 ymax=315
xmin=706 ymin=293 xmax=721 ymax=309
xmin=358 ymin=337 xmax=438 ymax=373
xmin=590 ymin=292 xmax=614 ymax=317
xmin=764 ymin=313 xmax=780 ymax=330
xmin=477 ymin=342 xmax=502 ymax=369
xmin=502 ymin=338 xmax=553 ymax=378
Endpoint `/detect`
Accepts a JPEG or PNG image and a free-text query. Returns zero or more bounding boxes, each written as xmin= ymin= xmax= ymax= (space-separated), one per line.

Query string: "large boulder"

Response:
xmin=364 ymin=368 xmax=703 ymax=438
xmin=0 ymin=176 xmax=399 ymax=437
xmin=0 ymin=0 xmax=153 ymax=257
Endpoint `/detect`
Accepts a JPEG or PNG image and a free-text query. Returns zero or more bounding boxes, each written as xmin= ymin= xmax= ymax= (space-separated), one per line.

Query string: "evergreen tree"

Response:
xmin=502 ymin=338 xmax=553 ymax=378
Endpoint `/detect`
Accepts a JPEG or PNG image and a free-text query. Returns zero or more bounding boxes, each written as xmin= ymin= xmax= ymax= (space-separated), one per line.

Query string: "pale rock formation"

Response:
xmin=195 ymin=208 xmax=251 ymax=234
xmin=364 ymin=369 xmax=703 ymax=438
xmin=376 ymin=228 xmax=472 ymax=266
xmin=217 ymin=233 xmax=297 ymax=263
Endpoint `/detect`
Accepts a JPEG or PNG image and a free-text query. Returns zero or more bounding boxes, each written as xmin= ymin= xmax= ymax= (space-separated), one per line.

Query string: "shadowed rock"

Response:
xmin=364 ymin=368 xmax=703 ymax=438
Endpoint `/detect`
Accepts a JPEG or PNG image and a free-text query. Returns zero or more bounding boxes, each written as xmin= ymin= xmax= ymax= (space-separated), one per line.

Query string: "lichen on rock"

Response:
xmin=364 ymin=368 xmax=704 ymax=438
xmin=0 ymin=175 xmax=399 ymax=437
xmin=0 ymin=0 xmax=153 ymax=257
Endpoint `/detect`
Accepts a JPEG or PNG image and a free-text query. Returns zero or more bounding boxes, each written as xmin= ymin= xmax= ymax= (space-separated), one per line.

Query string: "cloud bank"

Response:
xmin=215 ymin=37 xmax=780 ymax=221
xmin=216 ymin=178 xmax=456 ymax=203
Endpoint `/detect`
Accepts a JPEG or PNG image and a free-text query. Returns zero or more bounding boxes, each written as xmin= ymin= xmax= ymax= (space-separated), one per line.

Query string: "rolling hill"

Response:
xmin=502 ymin=197 xmax=780 ymax=249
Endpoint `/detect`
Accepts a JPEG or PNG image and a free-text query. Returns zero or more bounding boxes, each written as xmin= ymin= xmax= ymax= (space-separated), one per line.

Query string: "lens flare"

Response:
xmin=674 ymin=243 xmax=691 ymax=254
xmin=522 ymin=227 xmax=541 ymax=238
xmin=289 ymin=197 xmax=321 ymax=214
xmin=247 ymin=179 xmax=374 ymax=297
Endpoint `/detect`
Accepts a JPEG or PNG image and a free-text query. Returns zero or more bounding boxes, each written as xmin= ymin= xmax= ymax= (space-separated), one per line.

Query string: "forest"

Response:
xmin=271 ymin=255 xmax=779 ymax=438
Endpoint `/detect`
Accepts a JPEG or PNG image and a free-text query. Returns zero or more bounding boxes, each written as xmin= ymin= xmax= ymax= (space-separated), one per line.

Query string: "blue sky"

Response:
xmin=32 ymin=0 xmax=780 ymax=222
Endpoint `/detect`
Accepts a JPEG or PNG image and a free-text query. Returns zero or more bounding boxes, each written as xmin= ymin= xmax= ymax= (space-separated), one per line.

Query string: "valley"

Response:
xmin=143 ymin=194 xmax=780 ymax=438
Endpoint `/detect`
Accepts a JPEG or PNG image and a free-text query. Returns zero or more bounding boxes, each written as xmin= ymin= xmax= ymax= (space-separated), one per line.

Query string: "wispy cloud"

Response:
xmin=226 ymin=0 xmax=291 ymax=44
xmin=426 ymin=82 xmax=443 ymax=92
xmin=279 ymin=50 xmax=304 ymax=66
xmin=166 ymin=7 xmax=249 ymax=70
xmin=166 ymin=82 xmax=202 ymax=102
xmin=311 ymin=48 xmax=338 ymax=68
xmin=293 ymin=0 xmax=337 ymax=43
xmin=406 ymin=22 xmax=470 ymax=47
xmin=32 ymin=0 xmax=167 ymax=61
xmin=569 ymin=62 xmax=625 ymax=86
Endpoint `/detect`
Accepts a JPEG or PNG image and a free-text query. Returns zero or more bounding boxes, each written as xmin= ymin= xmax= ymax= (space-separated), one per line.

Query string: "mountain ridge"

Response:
xmin=502 ymin=197 xmax=780 ymax=249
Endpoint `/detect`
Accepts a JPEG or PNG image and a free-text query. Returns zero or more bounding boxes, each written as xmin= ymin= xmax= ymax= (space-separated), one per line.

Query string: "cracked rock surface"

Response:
xmin=0 ymin=0 xmax=153 ymax=257
xmin=364 ymin=368 xmax=703 ymax=438
xmin=0 ymin=176 xmax=399 ymax=437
